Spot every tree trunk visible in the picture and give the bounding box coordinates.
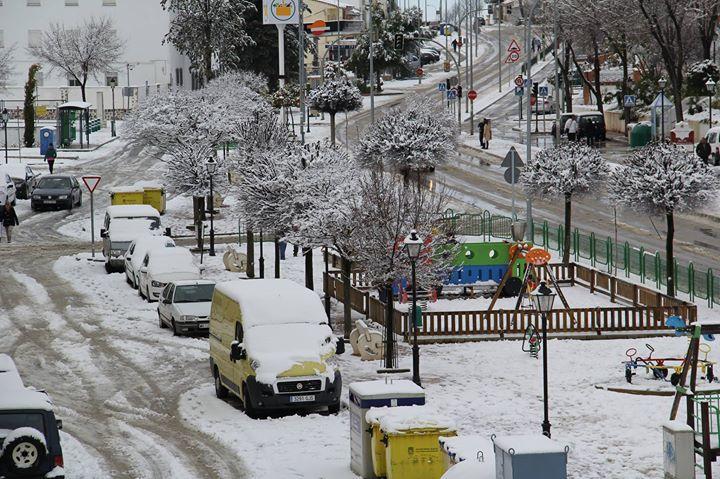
[666,210,675,297]
[672,83,684,122]
[384,283,395,369]
[562,44,573,113]
[592,40,603,115]
[341,257,352,339]
[246,230,255,278]
[330,113,336,145]
[274,236,281,279]
[563,193,572,264]
[303,246,313,290]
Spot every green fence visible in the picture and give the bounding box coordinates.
[443,209,720,308]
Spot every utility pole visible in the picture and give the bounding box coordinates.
[525,0,539,236]
[299,0,306,144]
[368,0,375,124]
[497,4,502,92]
[469,3,474,136]
[553,0,560,143]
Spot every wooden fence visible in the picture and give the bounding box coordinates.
[324,261,697,342]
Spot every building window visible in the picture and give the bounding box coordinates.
[65,0,78,5]
[175,68,183,87]
[105,73,118,86]
[28,30,42,48]
[191,70,203,91]
[68,75,82,87]
[102,0,116,5]
[27,0,40,5]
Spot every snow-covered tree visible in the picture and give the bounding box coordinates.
[0,46,14,90]
[355,95,457,182]
[609,142,720,297]
[522,143,609,264]
[307,77,362,145]
[161,0,254,83]
[205,70,269,96]
[29,17,124,102]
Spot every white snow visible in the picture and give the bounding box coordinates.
[439,435,495,464]
[108,218,161,242]
[105,204,161,219]
[146,248,198,276]
[441,458,495,479]
[492,434,568,455]
[349,379,424,397]
[366,405,456,433]
[1,427,47,454]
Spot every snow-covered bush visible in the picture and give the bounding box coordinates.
[354,95,458,181]
[686,60,720,97]
[608,142,720,296]
[307,78,363,144]
[521,142,608,264]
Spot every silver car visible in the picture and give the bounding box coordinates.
[157,280,215,336]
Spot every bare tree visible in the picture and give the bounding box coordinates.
[0,45,14,90]
[29,17,124,102]
[693,0,720,60]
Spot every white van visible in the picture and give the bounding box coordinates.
[704,127,720,165]
[101,205,162,273]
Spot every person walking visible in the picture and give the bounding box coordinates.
[478,118,486,148]
[452,39,458,52]
[565,115,578,141]
[456,84,463,99]
[0,201,19,243]
[45,143,57,174]
[697,137,712,164]
[482,119,492,149]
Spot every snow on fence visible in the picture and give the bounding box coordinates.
[324,262,696,342]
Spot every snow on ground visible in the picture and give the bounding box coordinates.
[58,431,106,478]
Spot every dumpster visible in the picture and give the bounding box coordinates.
[492,434,568,479]
[367,405,456,479]
[349,379,425,479]
[630,122,652,148]
[439,435,495,472]
[110,186,145,206]
[142,185,166,214]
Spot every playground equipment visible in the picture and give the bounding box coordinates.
[522,324,540,359]
[447,240,529,287]
[623,343,715,385]
[349,320,384,361]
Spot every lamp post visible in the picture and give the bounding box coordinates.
[531,281,556,438]
[658,77,667,141]
[109,78,117,138]
[206,156,217,257]
[1,108,8,165]
[403,229,423,386]
[707,78,716,126]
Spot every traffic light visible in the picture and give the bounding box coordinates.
[394,33,404,51]
[532,82,539,97]
[506,4,512,15]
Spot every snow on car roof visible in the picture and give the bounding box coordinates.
[0,354,24,390]
[148,248,197,274]
[215,279,328,329]
[0,354,54,412]
[106,204,160,218]
[171,279,215,287]
[0,165,30,179]
[108,219,161,243]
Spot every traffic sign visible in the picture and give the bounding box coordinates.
[501,147,524,168]
[507,39,521,53]
[504,51,520,63]
[514,75,524,87]
[467,90,477,101]
[504,168,522,184]
[443,61,451,72]
[538,86,549,98]
[82,175,101,193]
[438,83,447,92]
[524,79,533,88]
[262,0,299,24]
[514,86,524,96]
[416,67,424,77]
[309,19,329,36]
[447,90,457,100]
[624,95,637,108]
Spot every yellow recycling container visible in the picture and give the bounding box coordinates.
[142,186,166,214]
[366,405,456,479]
[110,186,144,206]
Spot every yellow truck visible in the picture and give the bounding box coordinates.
[110,183,166,214]
[209,279,344,418]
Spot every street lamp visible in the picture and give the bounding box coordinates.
[206,156,217,257]
[658,77,667,141]
[531,281,555,438]
[1,108,9,165]
[109,78,117,138]
[403,229,423,386]
[707,78,716,126]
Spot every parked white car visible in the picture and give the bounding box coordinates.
[0,168,18,206]
[124,235,176,289]
[138,247,200,302]
[101,205,162,273]
[157,280,215,335]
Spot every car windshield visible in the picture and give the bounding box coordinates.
[114,217,161,231]
[0,413,46,441]
[709,132,718,143]
[37,177,71,189]
[174,284,215,303]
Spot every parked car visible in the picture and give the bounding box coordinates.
[209,279,344,418]
[478,17,486,26]
[551,112,607,141]
[0,165,39,200]
[420,48,440,65]
[101,205,162,273]
[124,235,176,289]
[30,174,81,211]
[0,168,17,206]
[404,54,421,72]
[157,280,215,336]
[532,96,555,115]
[0,354,65,479]
[138,247,200,302]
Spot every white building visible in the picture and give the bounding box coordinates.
[0,0,191,111]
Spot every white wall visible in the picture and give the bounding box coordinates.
[0,0,191,104]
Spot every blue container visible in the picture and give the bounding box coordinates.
[493,434,568,479]
[39,127,56,156]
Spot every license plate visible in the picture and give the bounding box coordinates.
[199,323,208,329]
[290,395,315,403]
[44,200,56,204]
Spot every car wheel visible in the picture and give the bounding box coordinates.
[105,262,112,274]
[138,284,145,298]
[78,194,82,206]
[214,367,229,399]
[171,319,179,336]
[158,312,166,329]
[146,287,152,303]
[328,402,340,415]
[126,273,132,285]
[243,384,258,419]
[1,428,47,475]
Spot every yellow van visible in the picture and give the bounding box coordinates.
[209,279,343,417]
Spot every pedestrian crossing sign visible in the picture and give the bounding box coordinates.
[438,83,447,92]
[515,87,524,96]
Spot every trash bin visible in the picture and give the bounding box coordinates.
[110,186,145,206]
[366,405,456,479]
[492,434,568,479]
[439,435,495,472]
[39,127,56,156]
[630,122,652,148]
[349,379,425,479]
[663,420,694,479]
[142,185,166,214]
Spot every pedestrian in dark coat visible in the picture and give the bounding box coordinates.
[45,143,57,174]
[478,118,486,148]
[0,201,19,243]
[452,39,458,52]
[697,138,712,164]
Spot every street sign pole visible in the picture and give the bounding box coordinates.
[82,176,102,258]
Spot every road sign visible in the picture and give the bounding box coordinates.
[447,90,457,100]
[538,86,549,98]
[507,39,521,53]
[262,0,299,24]
[309,19,329,36]
[504,168,522,184]
[438,83,447,92]
[514,75,524,87]
[504,51,520,63]
[416,67,424,77]
[501,147,524,168]
[524,79,533,88]
[82,176,101,193]
[624,95,637,108]
[514,86,524,96]
[443,61,451,72]
[467,90,477,101]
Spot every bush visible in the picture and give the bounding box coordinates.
[686,60,720,97]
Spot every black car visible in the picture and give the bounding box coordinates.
[30,175,82,211]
